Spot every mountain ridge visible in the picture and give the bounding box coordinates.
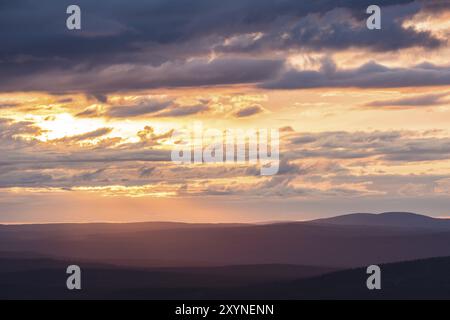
[310,211,450,230]
[0,211,447,228]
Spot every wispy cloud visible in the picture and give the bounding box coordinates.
[365,92,450,108]
[233,105,264,118]
[262,60,450,89]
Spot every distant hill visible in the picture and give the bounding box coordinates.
[223,256,450,300]
[1,254,449,299]
[0,255,335,299]
[311,212,450,230]
[1,214,450,299]
[1,217,450,268]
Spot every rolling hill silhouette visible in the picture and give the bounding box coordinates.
[221,256,450,300]
[1,212,449,299]
[311,212,450,230]
[1,254,448,299]
[1,212,450,268]
[0,254,335,299]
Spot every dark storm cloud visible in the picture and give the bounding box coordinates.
[217,2,442,54]
[0,0,444,93]
[422,0,450,13]
[0,0,419,61]
[262,60,450,89]
[0,58,283,93]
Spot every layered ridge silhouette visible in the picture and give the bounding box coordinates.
[1,212,449,299]
[1,212,450,268]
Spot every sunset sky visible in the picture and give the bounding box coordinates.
[1,0,450,223]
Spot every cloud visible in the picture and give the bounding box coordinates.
[139,167,156,178]
[233,104,264,117]
[1,117,450,200]
[136,126,174,145]
[280,126,295,133]
[155,104,210,117]
[0,118,44,142]
[0,0,425,65]
[217,3,443,54]
[1,0,445,93]
[74,168,106,182]
[0,172,53,188]
[104,99,210,119]
[107,100,173,118]
[286,130,450,163]
[76,106,103,118]
[57,98,73,103]
[0,58,284,93]
[365,92,450,108]
[262,59,450,89]
[0,103,19,109]
[90,94,108,103]
[51,128,113,143]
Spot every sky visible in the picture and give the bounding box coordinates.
[1,0,450,223]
